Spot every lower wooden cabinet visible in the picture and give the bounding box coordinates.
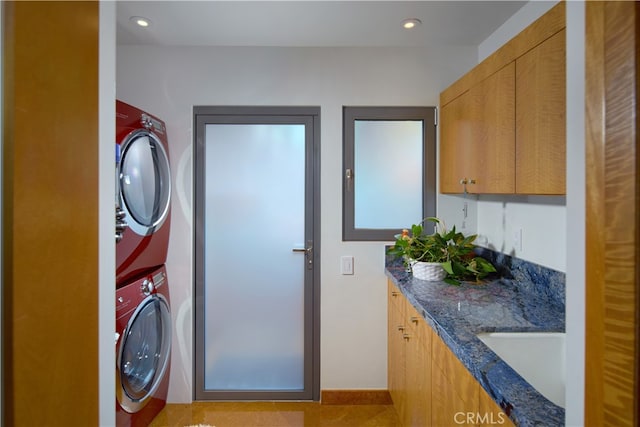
[404,303,432,426]
[388,280,514,427]
[478,388,515,427]
[388,285,407,420]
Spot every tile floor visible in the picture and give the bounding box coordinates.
[148,401,401,427]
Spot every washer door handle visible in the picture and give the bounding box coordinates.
[115,205,128,243]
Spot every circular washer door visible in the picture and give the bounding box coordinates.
[119,130,171,236]
[117,294,171,413]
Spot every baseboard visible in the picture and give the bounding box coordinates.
[320,389,393,405]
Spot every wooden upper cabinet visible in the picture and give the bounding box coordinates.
[439,90,472,193]
[439,64,515,194]
[438,2,565,195]
[469,62,516,194]
[515,29,566,194]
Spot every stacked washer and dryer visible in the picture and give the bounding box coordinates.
[115,100,173,427]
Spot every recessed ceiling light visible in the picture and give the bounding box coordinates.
[402,18,422,30]
[130,16,152,28]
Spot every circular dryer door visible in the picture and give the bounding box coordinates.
[119,130,171,236]
[117,294,171,413]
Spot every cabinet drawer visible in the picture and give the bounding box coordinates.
[404,302,430,347]
[387,280,403,311]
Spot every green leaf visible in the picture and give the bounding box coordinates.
[475,257,497,273]
[442,229,456,241]
[441,261,453,275]
[444,277,461,286]
[451,260,467,276]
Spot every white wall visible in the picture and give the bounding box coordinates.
[100,3,116,425]
[565,2,586,425]
[478,0,560,62]
[116,45,477,402]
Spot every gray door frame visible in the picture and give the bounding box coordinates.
[193,106,321,401]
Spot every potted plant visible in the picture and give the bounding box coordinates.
[387,217,496,285]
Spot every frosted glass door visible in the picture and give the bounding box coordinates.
[204,123,306,392]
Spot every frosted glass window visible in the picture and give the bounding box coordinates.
[343,107,437,241]
[203,124,305,391]
[354,120,422,228]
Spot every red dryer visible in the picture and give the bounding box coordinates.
[116,265,171,427]
[116,100,171,286]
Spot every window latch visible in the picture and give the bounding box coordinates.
[345,168,354,191]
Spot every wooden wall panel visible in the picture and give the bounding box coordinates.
[585,2,639,426]
[2,1,100,425]
[585,2,606,425]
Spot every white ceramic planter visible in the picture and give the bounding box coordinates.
[411,261,447,281]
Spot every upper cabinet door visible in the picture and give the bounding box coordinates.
[439,91,472,194]
[516,29,566,195]
[470,62,516,194]
[439,64,515,194]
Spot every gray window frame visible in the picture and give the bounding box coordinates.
[342,106,437,241]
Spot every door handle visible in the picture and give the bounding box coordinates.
[292,241,313,270]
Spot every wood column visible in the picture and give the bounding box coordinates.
[2,1,100,424]
[585,2,639,425]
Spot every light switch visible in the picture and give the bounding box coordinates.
[341,256,354,275]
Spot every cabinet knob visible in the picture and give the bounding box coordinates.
[397,325,405,332]
[403,334,411,341]
[391,291,399,297]
[411,316,420,324]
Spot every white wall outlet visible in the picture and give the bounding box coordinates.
[341,256,354,275]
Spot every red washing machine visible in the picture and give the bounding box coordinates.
[116,265,171,427]
[116,100,171,287]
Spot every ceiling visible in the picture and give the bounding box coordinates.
[116,1,528,48]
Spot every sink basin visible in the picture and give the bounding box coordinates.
[476,332,565,408]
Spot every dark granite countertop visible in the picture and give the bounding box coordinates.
[385,252,565,427]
